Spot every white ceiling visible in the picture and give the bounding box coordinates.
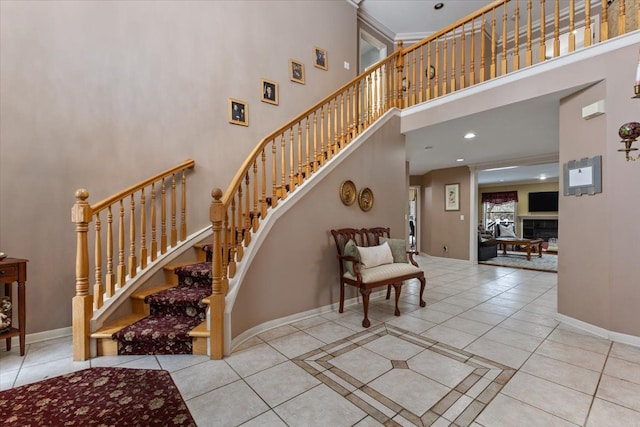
[357,0,564,185]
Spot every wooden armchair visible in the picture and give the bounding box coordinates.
[330,227,426,327]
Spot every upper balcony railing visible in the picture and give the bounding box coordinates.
[208,0,638,358]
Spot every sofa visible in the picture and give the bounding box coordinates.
[478,232,498,261]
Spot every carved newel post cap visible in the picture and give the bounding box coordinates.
[211,188,223,200]
[75,188,89,200]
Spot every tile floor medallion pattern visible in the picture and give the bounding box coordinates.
[295,324,515,426]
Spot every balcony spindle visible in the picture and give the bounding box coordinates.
[106,206,115,297]
[140,189,147,269]
[244,174,251,246]
[540,0,547,62]
[170,174,177,247]
[554,0,560,57]
[460,25,466,89]
[584,0,592,48]
[117,200,125,288]
[619,0,626,36]
[514,0,521,71]
[491,8,497,78]
[569,0,576,52]
[480,14,487,82]
[527,0,533,66]
[160,179,167,254]
[470,21,476,85]
[252,160,258,232]
[261,149,268,218]
[451,29,457,92]
[502,5,508,75]
[150,183,157,261]
[180,172,187,241]
[128,195,137,279]
[94,213,103,310]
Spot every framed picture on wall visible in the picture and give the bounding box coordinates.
[289,59,305,84]
[313,46,327,70]
[261,79,278,105]
[445,183,460,211]
[228,98,248,126]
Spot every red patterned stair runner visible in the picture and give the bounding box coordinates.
[112,252,213,355]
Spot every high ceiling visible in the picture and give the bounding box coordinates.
[356,0,562,185]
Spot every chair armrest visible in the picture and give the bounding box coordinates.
[407,250,419,267]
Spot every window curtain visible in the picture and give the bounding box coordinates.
[481,191,518,204]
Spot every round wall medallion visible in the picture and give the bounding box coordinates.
[358,187,374,212]
[427,65,436,80]
[339,180,357,205]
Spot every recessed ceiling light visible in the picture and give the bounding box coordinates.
[434,3,444,10]
[456,158,464,162]
[464,132,476,139]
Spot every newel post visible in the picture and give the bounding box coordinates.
[209,188,226,359]
[395,40,404,108]
[71,189,93,361]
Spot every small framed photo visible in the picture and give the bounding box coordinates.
[261,79,278,105]
[445,183,460,211]
[289,59,305,84]
[228,98,248,126]
[313,46,328,70]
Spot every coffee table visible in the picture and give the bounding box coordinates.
[495,237,544,261]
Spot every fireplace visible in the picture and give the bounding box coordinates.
[520,216,558,241]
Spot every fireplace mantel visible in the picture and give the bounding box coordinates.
[519,215,558,220]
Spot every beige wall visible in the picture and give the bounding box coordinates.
[418,166,471,260]
[0,0,358,334]
[231,116,407,337]
[559,43,640,337]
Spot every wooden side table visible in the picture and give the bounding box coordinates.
[0,258,28,356]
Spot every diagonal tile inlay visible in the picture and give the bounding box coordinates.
[295,324,515,426]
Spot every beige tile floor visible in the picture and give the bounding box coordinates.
[2,255,640,426]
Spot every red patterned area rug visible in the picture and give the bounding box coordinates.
[0,367,196,426]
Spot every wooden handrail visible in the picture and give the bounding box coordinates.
[221,56,400,206]
[92,159,195,213]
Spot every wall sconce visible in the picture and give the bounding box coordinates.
[618,122,640,161]
[616,51,640,161]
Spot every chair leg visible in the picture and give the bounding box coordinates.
[360,288,371,328]
[418,276,426,307]
[386,285,391,300]
[393,283,402,316]
[339,282,345,313]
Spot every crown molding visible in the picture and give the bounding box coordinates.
[357,8,396,42]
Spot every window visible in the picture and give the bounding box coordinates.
[483,200,517,230]
[481,191,518,233]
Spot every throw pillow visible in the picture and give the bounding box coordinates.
[343,239,359,275]
[498,224,516,238]
[357,242,394,269]
[379,237,408,263]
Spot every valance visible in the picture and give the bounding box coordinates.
[481,191,518,204]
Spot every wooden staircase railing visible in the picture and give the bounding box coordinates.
[208,0,638,358]
[72,159,195,361]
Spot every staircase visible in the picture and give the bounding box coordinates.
[91,244,214,356]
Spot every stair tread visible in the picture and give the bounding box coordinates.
[91,313,147,338]
[115,315,202,340]
[189,321,209,338]
[131,284,176,300]
[164,260,204,271]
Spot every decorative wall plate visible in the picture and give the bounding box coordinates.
[358,187,374,211]
[339,180,356,205]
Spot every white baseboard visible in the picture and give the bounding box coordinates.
[556,314,640,348]
[229,289,388,354]
[5,326,72,348]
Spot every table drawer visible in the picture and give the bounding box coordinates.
[0,265,18,282]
